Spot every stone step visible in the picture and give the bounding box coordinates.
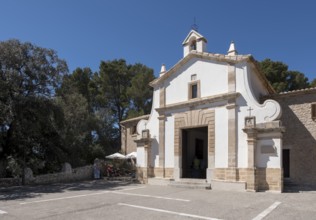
[283,179,297,185]
[282,179,316,192]
[168,178,211,189]
[148,178,171,186]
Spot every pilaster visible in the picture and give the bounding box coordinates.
[226,101,238,180]
[159,87,166,107]
[243,117,258,191]
[228,64,236,92]
[226,63,238,180]
[158,86,166,177]
[207,114,215,182]
[135,137,152,183]
[246,128,258,191]
[158,115,166,177]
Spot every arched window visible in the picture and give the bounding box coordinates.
[190,40,197,51]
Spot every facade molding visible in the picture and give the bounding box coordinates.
[156,92,240,115]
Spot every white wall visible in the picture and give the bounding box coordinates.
[256,138,281,168]
[137,147,145,167]
[165,58,228,105]
[138,88,160,168]
[236,63,281,124]
[141,56,281,171]
[235,63,281,167]
[215,107,228,168]
[249,67,269,101]
[164,115,175,168]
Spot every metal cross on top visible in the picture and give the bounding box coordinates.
[247,106,254,117]
[191,17,199,31]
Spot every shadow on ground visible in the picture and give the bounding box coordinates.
[0,178,141,201]
[283,184,316,193]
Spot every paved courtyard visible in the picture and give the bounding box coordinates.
[0,180,315,220]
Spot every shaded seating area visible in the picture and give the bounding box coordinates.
[93,152,137,181]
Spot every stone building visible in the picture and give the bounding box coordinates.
[120,115,149,155]
[265,89,316,188]
[120,29,316,192]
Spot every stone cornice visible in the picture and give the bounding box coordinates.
[155,92,240,114]
[243,120,285,134]
[135,138,153,147]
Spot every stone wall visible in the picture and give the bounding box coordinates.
[213,168,282,192]
[257,168,282,192]
[148,168,174,178]
[0,178,21,187]
[270,90,316,186]
[121,123,138,155]
[26,165,93,185]
[125,127,138,154]
[121,115,149,155]
[0,165,93,187]
[214,168,247,182]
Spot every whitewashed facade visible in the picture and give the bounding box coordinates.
[125,30,284,192]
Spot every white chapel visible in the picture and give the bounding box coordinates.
[121,29,288,192]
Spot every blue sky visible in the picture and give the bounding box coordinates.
[1,1,316,81]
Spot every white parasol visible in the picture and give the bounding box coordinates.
[105,152,126,159]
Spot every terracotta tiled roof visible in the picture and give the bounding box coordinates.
[279,87,316,94]
[266,87,316,98]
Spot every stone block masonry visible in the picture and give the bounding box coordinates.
[268,89,316,187]
[0,178,21,187]
[25,165,93,185]
[0,165,94,187]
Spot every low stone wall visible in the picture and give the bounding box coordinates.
[0,165,94,187]
[0,178,21,187]
[26,165,93,185]
[214,167,282,192]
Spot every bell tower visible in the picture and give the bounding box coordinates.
[182,30,207,57]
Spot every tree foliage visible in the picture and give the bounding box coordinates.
[0,40,155,177]
[56,67,117,167]
[96,59,154,140]
[258,59,310,93]
[310,78,316,88]
[55,61,154,167]
[0,39,68,175]
[127,63,155,118]
[98,59,131,124]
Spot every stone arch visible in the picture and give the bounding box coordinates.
[174,109,215,180]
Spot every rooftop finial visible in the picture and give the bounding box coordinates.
[191,17,199,31]
[227,41,238,56]
[160,64,166,76]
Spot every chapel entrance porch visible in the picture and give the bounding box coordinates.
[181,127,208,179]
